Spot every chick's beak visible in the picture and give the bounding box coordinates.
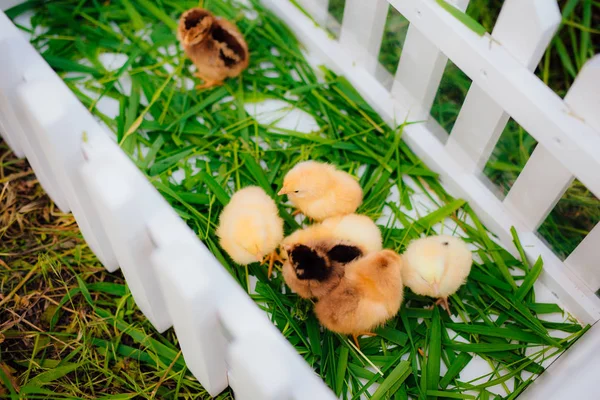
[277,188,287,196]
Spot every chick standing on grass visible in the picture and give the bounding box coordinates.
[216,186,283,277]
[314,250,404,348]
[402,235,472,315]
[178,8,249,89]
[278,161,363,221]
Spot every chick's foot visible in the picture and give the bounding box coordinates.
[352,332,377,349]
[194,73,222,90]
[436,297,452,316]
[263,251,284,279]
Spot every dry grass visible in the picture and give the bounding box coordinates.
[0,142,220,399]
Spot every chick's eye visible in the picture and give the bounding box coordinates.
[294,190,299,193]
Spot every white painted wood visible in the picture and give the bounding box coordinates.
[339,0,388,74]
[80,133,171,333]
[261,0,600,323]
[520,320,600,400]
[218,290,336,399]
[392,0,469,120]
[446,0,561,172]
[566,224,600,294]
[227,333,293,400]
[0,36,70,211]
[505,53,600,237]
[564,55,600,132]
[15,78,119,271]
[0,11,24,157]
[387,0,600,199]
[149,209,229,396]
[503,147,574,230]
[297,0,329,26]
[0,0,26,11]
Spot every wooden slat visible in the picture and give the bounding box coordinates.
[339,0,388,74]
[392,0,469,120]
[561,56,600,292]
[297,0,329,26]
[503,146,574,230]
[566,224,600,294]
[446,0,560,171]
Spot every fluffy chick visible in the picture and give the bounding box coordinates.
[282,213,382,257]
[282,241,363,299]
[216,186,283,276]
[178,8,249,89]
[278,161,363,221]
[314,250,404,348]
[402,235,472,314]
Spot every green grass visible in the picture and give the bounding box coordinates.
[0,0,593,398]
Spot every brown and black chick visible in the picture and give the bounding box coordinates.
[177,8,249,89]
[314,250,404,348]
[282,242,363,300]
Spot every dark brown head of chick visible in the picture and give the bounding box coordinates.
[178,8,214,47]
[283,242,362,299]
[177,8,249,88]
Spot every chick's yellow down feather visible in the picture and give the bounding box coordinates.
[402,235,472,313]
[217,186,283,265]
[314,250,404,345]
[282,213,382,258]
[278,161,362,221]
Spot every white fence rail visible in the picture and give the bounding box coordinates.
[2,0,600,398]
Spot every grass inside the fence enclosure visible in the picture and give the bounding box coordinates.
[1,0,591,399]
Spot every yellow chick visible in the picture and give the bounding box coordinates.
[282,240,363,299]
[282,213,382,257]
[314,250,404,348]
[278,161,363,221]
[402,235,472,314]
[216,186,283,276]
[178,8,249,89]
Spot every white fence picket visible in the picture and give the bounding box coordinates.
[226,333,293,400]
[0,12,24,157]
[339,0,388,74]
[218,289,336,399]
[566,224,600,294]
[149,215,230,396]
[0,36,70,211]
[15,79,119,271]
[392,0,469,120]
[80,133,171,333]
[503,147,574,230]
[446,0,561,172]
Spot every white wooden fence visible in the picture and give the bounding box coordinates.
[1,0,600,398]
